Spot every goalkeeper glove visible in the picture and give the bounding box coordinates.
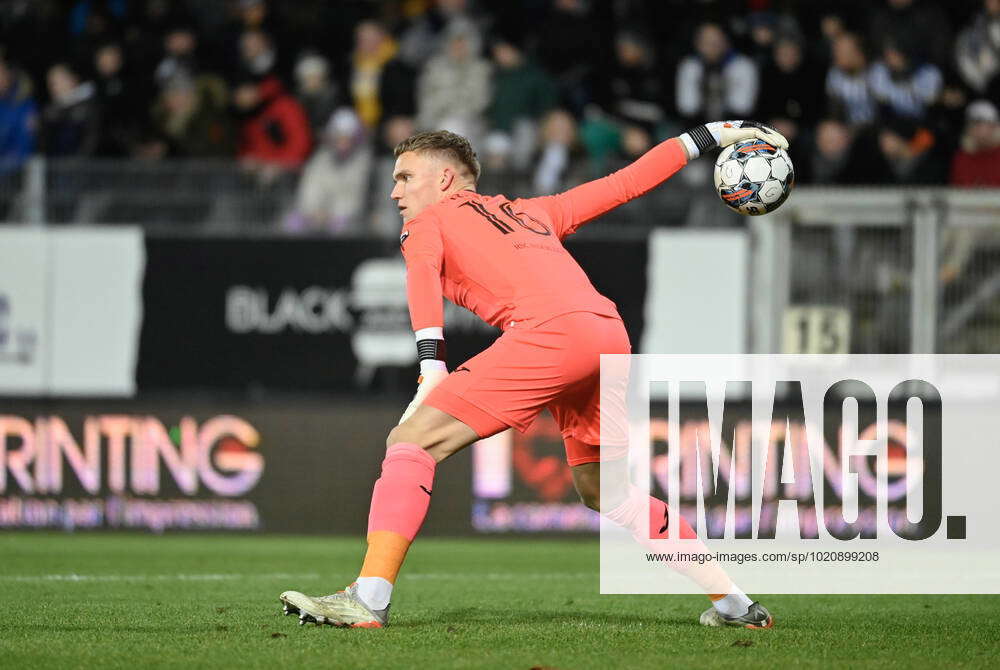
[679,120,788,160]
[399,359,448,424]
[399,325,450,425]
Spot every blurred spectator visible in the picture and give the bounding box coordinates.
[398,0,484,69]
[239,29,279,80]
[3,0,995,224]
[869,38,942,121]
[235,0,272,32]
[533,109,578,195]
[744,12,803,66]
[294,53,339,134]
[488,37,555,133]
[41,63,100,157]
[804,119,888,184]
[124,0,194,74]
[152,25,230,132]
[416,19,491,144]
[755,33,824,149]
[535,0,606,113]
[578,109,622,174]
[371,115,415,238]
[351,20,416,129]
[486,36,555,170]
[233,76,311,179]
[219,0,286,77]
[818,11,848,59]
[67,0,125,67]
[950,100,1000,186]
[93,41,150,156]
[825,32,876,127]
[676,22,758,123]
[603,31,666,134]
[155,24,203,85]
[287,107,372,235]
[480,131,513,173]
[0,57,37,174]
[927,70,973,150]
[868,0,951,68]
[620,123,653,161]
[149,72,233,158]
[877,119,947,184]
[955,0,1000,97]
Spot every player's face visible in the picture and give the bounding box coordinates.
[391,151,446,223]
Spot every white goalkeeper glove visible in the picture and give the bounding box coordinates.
[399,359,449,424]
[679,120,788,160]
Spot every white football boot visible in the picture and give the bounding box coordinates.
[280,583,389,628]
[700,601,774,629]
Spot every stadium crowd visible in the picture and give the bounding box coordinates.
[0,0,999,233]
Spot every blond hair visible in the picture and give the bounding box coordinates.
[394,130,481,183]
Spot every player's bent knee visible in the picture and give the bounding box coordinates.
[385,424,412,450]
[385,421,437,451]
[572,464,601,511]
[385,406,480,462]
[578,489,600,511]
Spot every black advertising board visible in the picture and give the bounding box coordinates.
[138,237,394,391]
[0,396,472,535]
[137,237,648,392]
[1,395,936,538]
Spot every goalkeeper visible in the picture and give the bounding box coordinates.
[280,121,788,629]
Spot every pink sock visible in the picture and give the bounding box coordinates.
[356,443,436,608]
[603,486,697,542]
[358,443,437,604]
[366,442,437,540]
[604,486,733,595]
[646,494,698,540]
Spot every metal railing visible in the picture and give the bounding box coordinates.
[4,157,300,232]
[754,188,1000,354]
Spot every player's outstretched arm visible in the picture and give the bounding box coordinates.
[533,121,787,237]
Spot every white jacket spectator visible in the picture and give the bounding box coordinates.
[676,23,759,121]
[287,108,372,235]
[825,32,876,126]
[869,59,942,120]
[866,38,942,121]
[416,19,491,144]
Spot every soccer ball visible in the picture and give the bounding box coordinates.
[713,139,795,216]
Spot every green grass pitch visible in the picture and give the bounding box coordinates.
[1,533,997,669]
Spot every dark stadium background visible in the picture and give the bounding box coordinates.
[1,3,999,667]
[0,0,997,532]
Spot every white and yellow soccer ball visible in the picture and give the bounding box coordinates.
[713,139,794,216]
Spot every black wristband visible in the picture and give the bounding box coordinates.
[417,338,447,363]
[687,124,717,154]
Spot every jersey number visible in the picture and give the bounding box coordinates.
[460,201,551,236]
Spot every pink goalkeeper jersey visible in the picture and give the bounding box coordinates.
[400,138,689,331]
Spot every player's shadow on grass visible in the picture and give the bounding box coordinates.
[394,608,695,629]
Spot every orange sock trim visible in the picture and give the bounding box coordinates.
[708,594,726,601]
[359,530,412,584]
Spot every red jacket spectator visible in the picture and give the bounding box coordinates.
[950,100,1000,187]
[951,145,1000,186]
[235,76,312,168]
